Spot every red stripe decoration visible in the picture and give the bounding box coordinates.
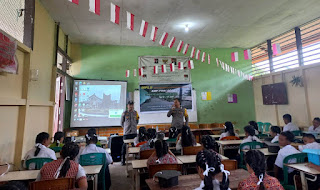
[154,66,158,74]
[168,37,176,48]
[190,47,196,58]
[150,25,158,42]
[176,40,184,52]
[182,44,189,55]
[188,60,194,69]
[159,32,168,46]
[110,3,120,24]
[133,69,137,77]
[208,54,210,65]
[216,58,219,67]
[161,65,167,73]
[243,49,252,60]
[126,11,134,31]
[195,50,201,60]
[170,63,175,72]
[231,52,239,62]
[125,70,130,78]
[89,0,100,15]
[139,68,143,76]
[68,0,79,5]
[201,52,206,62]
[178,62,184,70]
[139,20,148,37]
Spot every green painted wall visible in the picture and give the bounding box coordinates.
[73,45,255,131]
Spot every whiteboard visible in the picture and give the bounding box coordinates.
[134,90,198,124]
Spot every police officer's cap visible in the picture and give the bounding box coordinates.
[127,101,134,105]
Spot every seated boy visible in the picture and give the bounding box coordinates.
[274,131,300,184]
[298,134,320,151]
[282,114,299,132]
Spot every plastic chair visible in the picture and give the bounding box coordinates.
[140,150,155,159]
[220,136,240,140]
[80,153,106,190]
[239,142,265,169]
[182,145,203,155]
[29,177,74,190]
[148,164,182,178]
[257,122,264,133]
[291,130,301,136]
[263,123,272,132]
[281,153,308,190]
[26,158,53,170]
[50,147,62,153]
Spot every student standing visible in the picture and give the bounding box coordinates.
[167,98,189,131]
[298,134,320,151]
[308,117,320,133]
[282,114,299,132]
[120,101,139,165]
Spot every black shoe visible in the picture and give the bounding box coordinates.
[121,162,126,166]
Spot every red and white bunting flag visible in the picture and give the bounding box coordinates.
[272,43,282,55]
[201,52,206,62]
[154,66,158,74]
[238,70,241,77]
[243,49,252,60]
[221,62,225,70]
[139,68,144,76]
[182,44,189,55]
[231,52,239,62]
[225,64,228,72]
[176,40,184,52]
[159,32,168,46]
[133,69,137,77]
[150,25,158,42]
[216,58,219,67]
[227,64,230,72]
[168,37,176,48]
[110,3,120,24]
[89,0,100,15]
[190,47,196,58]
[126,11,134,31]
[139,20,148,37]
[196,50,201,60]
[188,60,194,69]
[161,65,167,73]
[208,54,211,64]
[68,0,79,5]
[126,70,130,78]
[170,63,175,72]
[178,62,184,70]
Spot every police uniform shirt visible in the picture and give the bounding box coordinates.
[167,107,188,129]
[121,110,139,135]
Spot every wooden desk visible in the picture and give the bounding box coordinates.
[211,134,246,139]
[124,138,135,177]
[0,165,102,190]
[176,154,229,164]
[128,147,140,154]
[216,140,243,155]
[146,169,250,190]
[243,148,278,156]
[286,163,320,190]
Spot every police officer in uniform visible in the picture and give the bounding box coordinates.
[167,98,189,132]
[121,101,139,165]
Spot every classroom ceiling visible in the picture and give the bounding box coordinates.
[40,0,320,48]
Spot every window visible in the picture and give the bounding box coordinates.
[251,42,270,76]
[301,18,320,66]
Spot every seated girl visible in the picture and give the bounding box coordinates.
[270,126,281,143]
[168,126,179,141]
[147,140,178,168]
[274,131,300,184]
[133,127,148,147]
[24,132,57,168]
[298,133,320,151]
[249,121,260,135]
[49,131,64,148]
[219,121,239,140]
[195,150,230,190]
[176,125,196,151]
[238,149,283,190]
[201,135,217,152]
[87,128,102,147]
[241,125,262,147]
[36,142,88,189]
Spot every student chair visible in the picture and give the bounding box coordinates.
[221,160,238,171]
[220,136,240,140]
[140,149,155,159]
[281,153,308,190]
[80,153,106,190]
[263,122,272,132]
[29,178,74,190]
[291,130,302,136]
[50,147,62,153]
[26,158,54,170]
[239,142,265,169]
[182,145,203,155]
[148,164,182,178]
[257,122,264,133]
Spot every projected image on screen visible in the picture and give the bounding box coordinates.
[71,80,127,127]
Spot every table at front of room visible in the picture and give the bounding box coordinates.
[145,169,250,190]
[285,163,320,190]
[216,140,243,155]
[124,138,135,177]
[0,165,102,190]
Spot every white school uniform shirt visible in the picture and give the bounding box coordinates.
[78,144,113,165]
[283,122,299,132]
[298,142,320,152]
[308,126,320,133]
[219,132,239,140]
[240,136,262,150]
[194,179,221,190]
[23,144,57,168]
[275,145,300,173]
[271,134,280,143]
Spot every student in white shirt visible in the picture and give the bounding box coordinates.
[270,126,281,143]
[299,134,320,151]
[133,127,148,146]
[240,125,262,150]
[274,131,300,184]
[195,150,230,190]
[308,117,320,133]
[249,121,260,135]
[175,125,196,151]
[219,121,239,140]
[282,114,299,132]
[24,132,57,169]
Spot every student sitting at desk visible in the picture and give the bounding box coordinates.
[201,135,217,152]
[49,131,64,148]
[168,126,179,141]
[274,131,300,184]
[270,126,281,143]
[133,127,148,147]
[36,142,88,189]
[147,140,178,167]
[176,125,196,151]
[195,150,230,190]
[249,121,260,135]
[241,125,262,150]
[282,114,299,132]
[298,133,320,151]
[308,117,320,133]
[219,121,239,140]
[24,132,57,168]
[238,150,283,190]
